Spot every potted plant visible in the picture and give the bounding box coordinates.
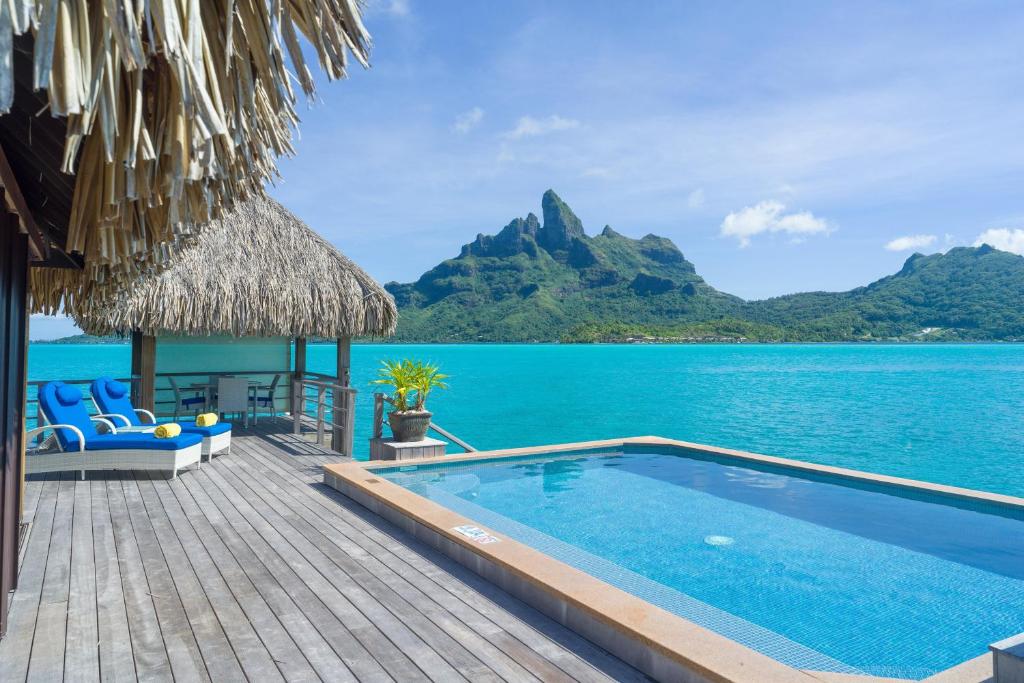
[372,359,449,442]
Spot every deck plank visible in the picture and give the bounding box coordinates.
[64,478,101,682]
[130,475,250,681]
[27,475,75,682]
[2,421,644,683]
[176,471,364,682]
[208,459,503,682]
[221,447,547,683]
[240,438,646,683]
[191,467,430,682]
[0,478,60,681]
[90,479,137,682]
[139,473,285,682]
[106,479,175,681]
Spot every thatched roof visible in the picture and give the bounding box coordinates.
[65,195,396,339]
[1,1,371,301]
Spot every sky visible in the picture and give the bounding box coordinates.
[31,0,1024,339]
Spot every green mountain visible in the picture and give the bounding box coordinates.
[387,191,1024,342]
[387,190,743,341]
[745,245,1024,341]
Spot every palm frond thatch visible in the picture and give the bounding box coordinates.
[50,195,397,339]
[1,1,370,295]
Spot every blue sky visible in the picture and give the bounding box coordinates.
[31,0,1024,339]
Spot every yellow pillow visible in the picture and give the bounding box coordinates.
[154,423,182,439]
[195,412,219,427]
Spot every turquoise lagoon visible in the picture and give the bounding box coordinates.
[28,343,1024,497]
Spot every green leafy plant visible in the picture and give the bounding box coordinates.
[371,359,449,412]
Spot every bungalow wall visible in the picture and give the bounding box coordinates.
[0,211,29,637]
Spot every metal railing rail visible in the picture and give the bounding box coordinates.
[293,377,356,457]
[373,392,477,453]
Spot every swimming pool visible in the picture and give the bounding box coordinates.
[362,442,1024,680]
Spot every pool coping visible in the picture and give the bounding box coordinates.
[323,436,1018,683]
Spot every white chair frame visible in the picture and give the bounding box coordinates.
[26,413,201,480]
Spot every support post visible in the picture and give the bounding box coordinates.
[333,337,351,452]
[133,334,156,413]
[316,385,326,445]
[292,378,303,435]
[130,331,142,406]
[336,337,351,387]
[373,393,385,439]
[292,337,306,419]
[0,211,29,637]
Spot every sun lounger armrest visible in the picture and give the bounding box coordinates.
[26,425,86,452]
[134,408,157,424]
[95,413,132,427]
[90,416,118,434]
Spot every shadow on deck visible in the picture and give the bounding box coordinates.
[0,418,647,682]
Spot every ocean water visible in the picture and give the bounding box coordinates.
[380,447,1024,678]
[27,343,1024,497]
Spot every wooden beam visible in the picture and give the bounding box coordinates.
[294,338,306,378]
[336,337,351,387]
[0,210,29,637]
[334,337,353,456]
[136,335,156,413]
[0,145,48,261]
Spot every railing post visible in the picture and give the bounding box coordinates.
[346,393,356,457]
[331,387,354,457]
[316,385,326,445]
[373,393,385,439]
[292,379,302,435]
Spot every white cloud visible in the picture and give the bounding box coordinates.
[720,200,831,247]
[502,115,579,140]
[884,234,936,251]
[386,0,410,17]
[973,228,1024,255]
[686,188,705,209]
[452,107,484,134]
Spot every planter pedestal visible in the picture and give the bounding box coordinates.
[369,437,447,461]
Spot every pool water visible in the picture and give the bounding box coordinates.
[378,446,1024,679]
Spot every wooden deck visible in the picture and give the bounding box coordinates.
[0,420,646,682]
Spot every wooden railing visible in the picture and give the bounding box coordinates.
[153,370,292,417]
[372,392,476,452]
[293,376,356,457]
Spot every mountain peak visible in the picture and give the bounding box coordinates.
[539,190,584,251]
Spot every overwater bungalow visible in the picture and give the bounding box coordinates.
[59,194,397,455]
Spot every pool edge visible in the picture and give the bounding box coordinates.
[324,436,1012,683]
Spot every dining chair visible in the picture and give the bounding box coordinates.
[250,374,281,423]
[168,377,207,420]
[217,377,251,427]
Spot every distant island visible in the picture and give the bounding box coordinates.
[386,190,1024,343]
[38,334,127,344]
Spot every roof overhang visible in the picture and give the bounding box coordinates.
[0,143,47,261]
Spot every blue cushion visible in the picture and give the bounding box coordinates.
[90,376,144,427]
[56,384,82,406]
[86,432,202,451]
[38,381,98,451]
[179,422,232,437]
[106,379,128,399]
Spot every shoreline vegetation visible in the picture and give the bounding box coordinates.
[36,334,1023,345]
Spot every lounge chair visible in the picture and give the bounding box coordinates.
[29,381,202,479]
[90,377,232,459]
